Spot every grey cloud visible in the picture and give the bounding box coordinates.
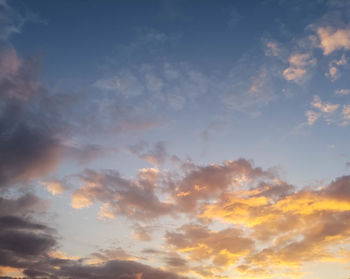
[55,259,187,279]
[0,215,56,269]
[167,158,273,213]
[127,141,168,166]
[72,168,174,220]
[0,193,49,217]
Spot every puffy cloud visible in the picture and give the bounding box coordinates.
[194,174,350,275]
[283,53,316,82]
[311,95,339,113]
[71,168,174,220]
[305,95,340,125]
[167,158,273,213]
[326,54,347,81]
[317,27,350,55]
[305,96,350,126]
[40,180,65,196]
[165,224,253,267]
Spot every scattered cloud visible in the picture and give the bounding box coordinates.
[132,224,152,241]
[283,53,316,82]
[326,54,347,81]
[335,88,350,95]
[317,26,350,55]
[127,141,169,166]
[40,180,66,196]
[0,0,41,40]
[305,95,350,126]
[71,168,174,220]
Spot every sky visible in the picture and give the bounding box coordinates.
[1,0,350,278]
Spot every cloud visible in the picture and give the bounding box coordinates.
[89,247,135,264]
[0,47,42,101]
[0,46,159,190]
[0,111,65,188]
[335,88,350,95]
[283,53,316,82]
[0,0,39,40]
[40,180,66,196]
[94,63,210,111]
[342,104,350,121]
[55,259,187,279]
[132,224,152,241]
[326,54,347,81]
[317,26,350,55]
[165,224,253,266]
[71,168,174,220]
[306,110,321,125]
[127,141,170,166]
[311,95,339,113]
[305,95,350,126]
[264,41,281,57]
[67,143,117,165]
[167,158,274,213]
[218,63,277,110]
[0,194,49,217]
[305,95,341,125]
[0,215,57,273]
[0,214,187,279]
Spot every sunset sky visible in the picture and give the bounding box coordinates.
[1,0,350,278]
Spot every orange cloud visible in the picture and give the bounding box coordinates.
[317,27,350,55]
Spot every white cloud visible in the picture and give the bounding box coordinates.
[305,96,350,126]
[326,54,347,81]
[311,95,339,113]
[306,110,321,125]
[283,53,316,82]
[317,27,350,55]
[342,105,350,120]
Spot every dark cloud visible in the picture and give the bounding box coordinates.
[0,215,56,269]
[55,259,187,279]
[0,106,65,188]
[325,175,350,199]
[0,47,66,189]
[0,193,49,217]
[0,45,157,190]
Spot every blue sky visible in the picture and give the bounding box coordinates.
[1,0,350,278]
